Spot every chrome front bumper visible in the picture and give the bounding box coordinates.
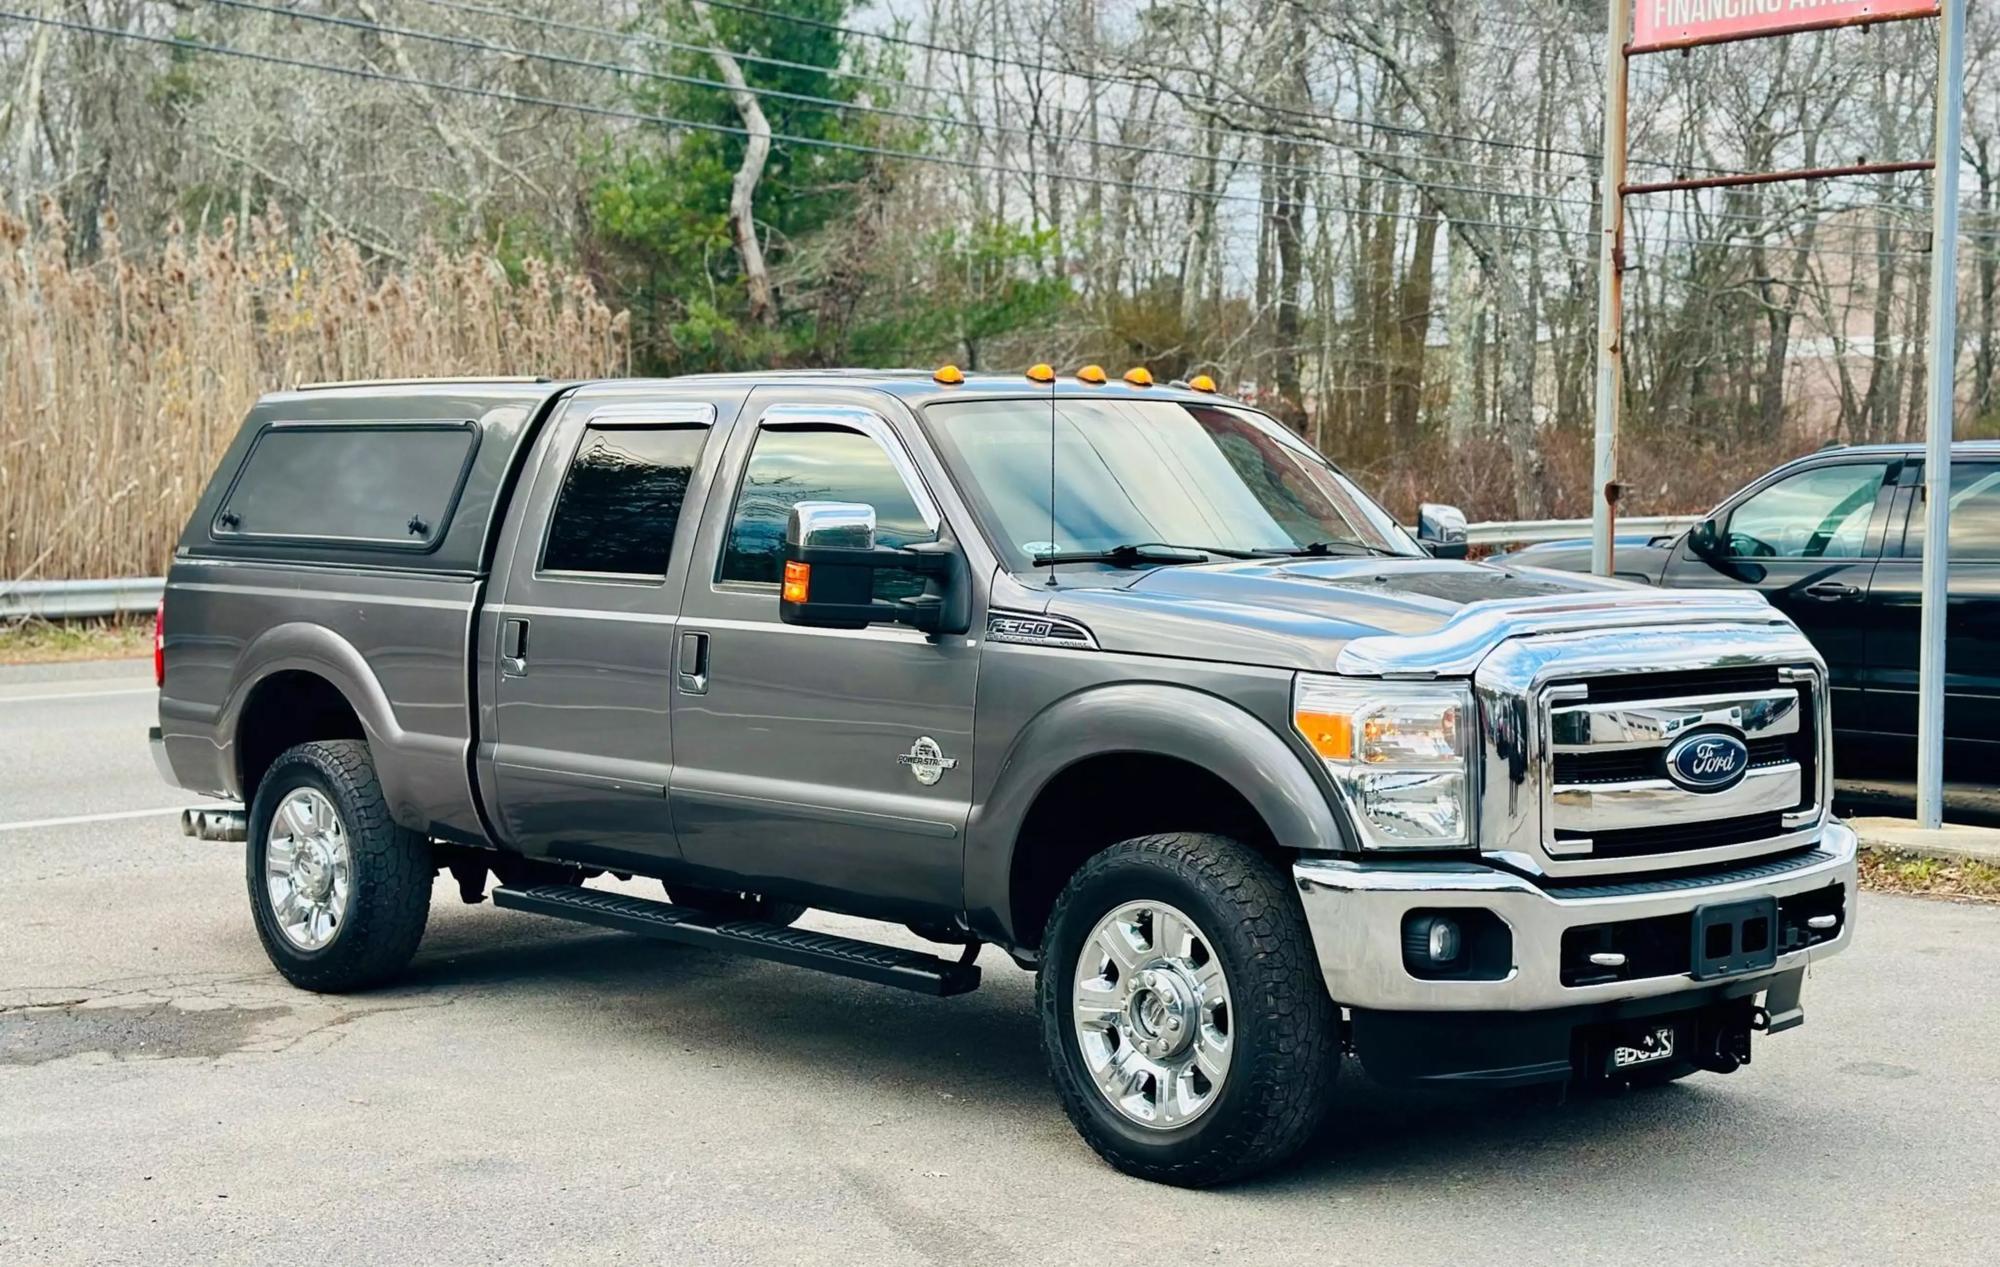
[1294,821,1856,1012]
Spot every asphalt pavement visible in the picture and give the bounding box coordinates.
[3,659,1997,1265]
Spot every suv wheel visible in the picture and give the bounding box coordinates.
[1038,833,1338,1186]
[246,740,432,992]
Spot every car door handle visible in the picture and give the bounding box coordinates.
[678,631,709,695]
[1802,581,1861,601]
[501,618,530,675]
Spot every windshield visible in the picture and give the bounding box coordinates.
[921,397,1419,570]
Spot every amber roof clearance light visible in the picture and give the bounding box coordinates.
[1123,367,1154,387]
[1026,363,1056,383]
[1075,364,1107,384]
[933,364,964,384]
[1188,374,1218,393]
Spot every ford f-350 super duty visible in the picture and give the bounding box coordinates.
[152,369,1854,1185]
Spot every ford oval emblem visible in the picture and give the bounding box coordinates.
[1664,730,1751,793]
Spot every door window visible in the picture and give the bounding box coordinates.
[541,425,709,577]
[1902,463,2000,561]
[719,423,935,600]
[1724,463,1889,559]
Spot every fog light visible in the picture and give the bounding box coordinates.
[1402,909,1509,981]
[1427,918,1461,964]
[1403,913,1463,970]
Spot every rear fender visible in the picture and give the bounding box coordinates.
[220,622,434,830]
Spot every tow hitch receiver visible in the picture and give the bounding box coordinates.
[1593,999,1756,1081]
[1608,1025,1677,1073]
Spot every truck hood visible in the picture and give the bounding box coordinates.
[1039,556,1728,673]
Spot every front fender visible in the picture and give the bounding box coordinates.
[963,682,1349,945]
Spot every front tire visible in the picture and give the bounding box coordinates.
[1038,833,1339,1186]
[246,740,432,992]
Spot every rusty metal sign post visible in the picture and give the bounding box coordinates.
[1592,0,1964,827]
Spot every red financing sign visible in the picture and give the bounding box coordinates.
[1631,1,1940,53]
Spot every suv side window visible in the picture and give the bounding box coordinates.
[1724,462,1890,559]
[541,425,709,577]
[1903,462,2000,561]
[719,423,934,600]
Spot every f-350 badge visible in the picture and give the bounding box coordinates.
[899,737,958,786]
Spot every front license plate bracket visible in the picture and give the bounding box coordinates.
[1691,896,1779,980]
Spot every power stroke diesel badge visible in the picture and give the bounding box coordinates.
[898,736,959,786]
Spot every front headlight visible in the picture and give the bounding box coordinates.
[1292,674,1474,850]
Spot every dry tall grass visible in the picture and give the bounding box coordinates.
[1,204,629,581]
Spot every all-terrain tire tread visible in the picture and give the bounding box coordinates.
[1037,832,1338,1186]
[247,739,431,993]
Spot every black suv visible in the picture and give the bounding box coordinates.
[1497,442,2000,778]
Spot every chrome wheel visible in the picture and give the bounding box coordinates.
[264,787,352,952]
[1071,900,1233,1130]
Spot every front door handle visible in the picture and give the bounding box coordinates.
[1802,580,1861,601]
[678,631,709,695]
[501,618,530,675]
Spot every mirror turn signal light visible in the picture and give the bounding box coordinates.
[1026,363,1056,383]
[933,364,964,384]
[1123,367,1154,386]
[1188,374,1217,392]
[781,560,811,604]
[1076,364,1107,384]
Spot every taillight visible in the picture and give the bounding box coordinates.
[153,598,166,687]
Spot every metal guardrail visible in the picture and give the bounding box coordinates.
[0,577,166,620]
[1461,515,1701,547]
[1,516,1703,620]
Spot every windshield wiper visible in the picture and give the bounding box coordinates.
[1256,539,1403,559]
[1033,541,1262,567]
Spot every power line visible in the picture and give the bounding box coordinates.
[1,8,1957,262]
[0,7,1583,241]
[196,0,1947,237]
[198,0,1593,206]
[392,0,1607,189]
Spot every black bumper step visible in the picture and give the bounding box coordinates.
[491,885,981,997]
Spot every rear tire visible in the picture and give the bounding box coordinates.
[666,884,806,928]
[1037,833,1339,1186]
[246,740,432,993]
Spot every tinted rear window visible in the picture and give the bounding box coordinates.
[214,423,477,548]
[541,425,708,577]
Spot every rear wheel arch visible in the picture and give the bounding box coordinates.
[236,670,367,804]
[225,625,403,809]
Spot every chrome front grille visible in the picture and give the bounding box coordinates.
[1468,620,1833,880]
[1540,665,1823,865]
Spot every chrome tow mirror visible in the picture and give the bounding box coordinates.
[1418,502,1470,560]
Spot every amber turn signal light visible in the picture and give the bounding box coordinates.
[933,364,964,384]
[1076,364,1107,384]
[1294,710,1355,761]
[781,560,811,604]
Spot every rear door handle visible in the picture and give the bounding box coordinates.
[678,631,709,695]
[501,618,530,675]
[1802,581,1861,601]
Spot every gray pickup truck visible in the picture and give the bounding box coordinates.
[152,369,1855,1185]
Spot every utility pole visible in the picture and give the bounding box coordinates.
[1591,0,1631,577]
[1917,0,1967,829]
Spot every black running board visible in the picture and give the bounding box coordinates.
[490,885,981,997]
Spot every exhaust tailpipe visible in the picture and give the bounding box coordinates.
[181,807,248,842]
